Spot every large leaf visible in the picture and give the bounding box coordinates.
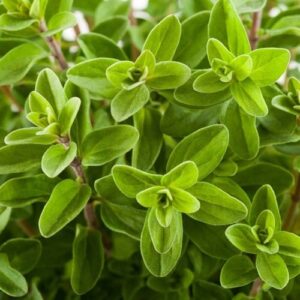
[71,225,104,295]
[0,174,58,207]
[174,12,209,68]
[140,210,183,277]
[167,125,229,180]
[232,0,266,13]
[209,0,251,55]
[0,144,47,174]
[188,182,248,225]
[143,15,181,62]
[81,125,139,166]
[39,179,91,237]
[0,43,47,85]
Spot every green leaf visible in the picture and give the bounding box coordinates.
[101,201,146,240]
[0,254,28,297]
[36,68,67,114]
[193,70,230,93]
[135,50,156,74]
[233,162,294,194]
[184,217,239,259]
[67,58,119,99]
[207,38,235,65]
[220,255,257,288]
[221,100,259,159]
[275,231,300,258]
[148,207,180,254]
[93,16,128,41]
[29,0,48,19]
[231,54,253,81]
[230,79,268,117]
[58,97,81,135]
[147,61,191,90]
[167,124,229,180]
[171,188,200,214]
[249,185,281,230]
[140,210,183,277]
[39,179,91,237]
[143,15,181,62]
[82,125,139,166]
[174,70,231,108]
[249,48,290,87]
[106,60,134,88]
[0,238,42,274]
[132,108,163,171]
[45,11,77,36]
[78,33,127,60]
[0,14,37,31]
[0,174,58,207]
[174,11,209,68]
[256,253,289,289]
[111,85,150,122]
[225,224,258,254]
[112,165,161,198]
[71,225,104,295]
[193,280,232,300]
[41,142,77,178]
[0,43,47,85]
[0,144,47,174]
[188,182,248,225]
[162,161,198,189]
[4,128,57,145]
[272,95,297,116]
[209,0,251,55]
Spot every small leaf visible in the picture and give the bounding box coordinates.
[230,79,268,117]
[0,254,28,297]
[162,161,198,189]
[148,207,180,254]
[147,61,191,90]
[0,14,37,31]
[112,165,161,198]
[207,38,235,65]
[71,225,104,295]
[249,185,281,230]
[140,210,183,277]
[82,125,139,166]
[188,182,248,225]
[58,97,81,135]
[143,15,181,62]
[256,253,289,289]
[36,68,67,114]
[39,179,91,237]
[106,60,134,88]
[45,11,77,36]
[0,238,42,274]
[220,255,257,288]
[167,124,229,180]
[0,174,58,207]
[111,85,150,122]
[225,224,258,254]
[171,188,200,214]
[0,144,47,174]
[78,33,126,60]
[41,142,77,178]
[30,0,48,19]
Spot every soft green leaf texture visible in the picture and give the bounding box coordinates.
[71,225,104,295]
[45,12,77,36]
[0,254,28,297]
[39,179,91,237]
[143,15,181,62]
[167,125,229,180]
[82,125,139,166]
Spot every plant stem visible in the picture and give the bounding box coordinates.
[39,20,69,70]
[0,86,23,113]
[16,219,38,237]
[249,278,262,297]
[249,11,262,50]
[128,6,140,60]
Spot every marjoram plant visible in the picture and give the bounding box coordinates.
[1,0,300,299]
